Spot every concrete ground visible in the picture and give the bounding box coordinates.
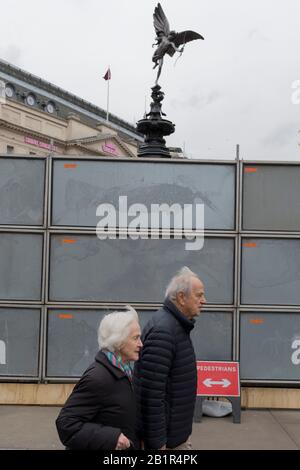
[0,406,299,450]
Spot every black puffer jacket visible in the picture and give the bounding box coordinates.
[56,351,139,450]
[133,298,197,449]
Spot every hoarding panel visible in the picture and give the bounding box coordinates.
[46,309,154,377]
[191,312,233,360]
[0,158,45,226]
[243,164,300,231]
[47,309,102,377]
[0,308,40,377]
[240,312,300,380]
[241,238,300,305]
[0,233,43,300]
[46,309,232,377]
[49,235,234,304]
[52,160,235,230]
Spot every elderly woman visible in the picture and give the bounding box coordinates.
[56,307,142,450]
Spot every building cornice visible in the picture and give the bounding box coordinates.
[0,119,65,147]
[65,141,134,158]
[2,97,68,126]
[68,134,114,144]
[0,118,136,157]
[0,120,135,159]
[69,133,137,158]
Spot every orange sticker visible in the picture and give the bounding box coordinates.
[243,242,257,248]
[249,319,264,325]
[64,163,77,169]
[62,239,76,244]
[58,314,73,319]
[245,167,257,173]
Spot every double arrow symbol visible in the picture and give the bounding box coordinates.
[203,378,231,388]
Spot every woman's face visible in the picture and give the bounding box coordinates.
[120,320,143,363]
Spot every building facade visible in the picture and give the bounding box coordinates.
[0,59,142,159]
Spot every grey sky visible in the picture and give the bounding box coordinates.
[1,0,300,160]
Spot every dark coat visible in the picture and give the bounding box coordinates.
[133,298,197,449]
[56,351,139,450]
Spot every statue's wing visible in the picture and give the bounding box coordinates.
[173,30,204,48]
[153,3,170,36]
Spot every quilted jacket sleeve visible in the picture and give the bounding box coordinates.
[138,327,175,449]
[56,373,120,450]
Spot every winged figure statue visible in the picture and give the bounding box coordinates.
[152,3,204,84]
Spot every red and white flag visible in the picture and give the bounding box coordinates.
[103,68,111,81]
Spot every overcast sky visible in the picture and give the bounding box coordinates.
[1,0,300,160]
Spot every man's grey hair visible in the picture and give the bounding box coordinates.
[165,266,200,301]
[98,306,139,352]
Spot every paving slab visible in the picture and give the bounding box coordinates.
[0,406,63,450]
[271,410,300,425]
[270,410,300,448]
[0,406,299,450]
[191,410,300,450]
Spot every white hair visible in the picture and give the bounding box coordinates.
[97,306,138,352]
[165,266,200,301]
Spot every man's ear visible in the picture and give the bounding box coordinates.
[176,291,185,306]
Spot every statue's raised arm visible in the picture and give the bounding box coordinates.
[152,3,204,84]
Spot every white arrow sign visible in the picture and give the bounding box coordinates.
[203,378,231,388]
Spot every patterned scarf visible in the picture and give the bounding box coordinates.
[103,350,133,382]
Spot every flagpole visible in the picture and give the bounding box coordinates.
[106,68,110,121]
[103,66,111,121]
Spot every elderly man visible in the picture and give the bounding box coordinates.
[134,266,206,450]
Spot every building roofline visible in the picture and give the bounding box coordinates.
[0,58,142,139]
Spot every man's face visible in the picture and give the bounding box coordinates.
[178,278,206,320]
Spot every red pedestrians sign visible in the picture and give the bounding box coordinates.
[197,361,240,397]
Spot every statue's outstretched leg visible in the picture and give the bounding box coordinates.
[155,59,163,85]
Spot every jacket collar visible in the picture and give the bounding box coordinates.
[163,298,195,332]
[95,350,127,380]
